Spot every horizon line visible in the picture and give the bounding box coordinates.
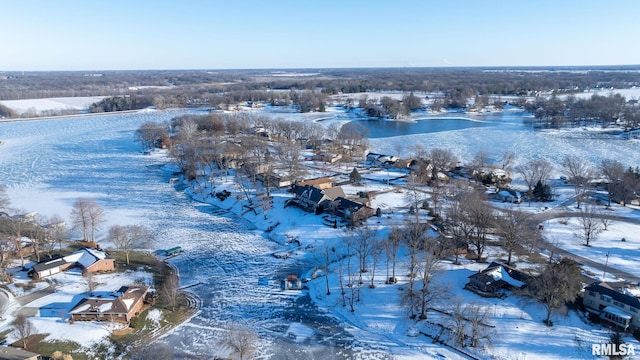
[2,64,640,73]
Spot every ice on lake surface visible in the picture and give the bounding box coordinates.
[1,107,639,358]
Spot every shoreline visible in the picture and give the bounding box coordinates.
[0,109,147,123]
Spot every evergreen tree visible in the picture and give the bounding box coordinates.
[533,180,553,201]
[350,167,362,184]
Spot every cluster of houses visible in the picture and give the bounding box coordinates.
[464,261,640,333]
[28,248,153,325]
[290,177,375,226]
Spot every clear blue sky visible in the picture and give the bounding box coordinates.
[2,0,639,71]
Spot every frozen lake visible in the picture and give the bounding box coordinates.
[1,107,640,358]
[0,110,373,359]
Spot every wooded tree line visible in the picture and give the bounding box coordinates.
[89,95,155,113]
[524,93,640,129]
[4,67,640,116]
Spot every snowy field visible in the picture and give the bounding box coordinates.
[0,96,108,116]
[2,106,640,358]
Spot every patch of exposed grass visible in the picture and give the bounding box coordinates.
[12,334,88,360]
[110,250,173,286]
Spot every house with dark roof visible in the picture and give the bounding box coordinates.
[29,248,115,279]
[292,185,345,213]
[69,285,150,324]
[583,282,640,331]
[465,262,531,298]
[332,197,374,225]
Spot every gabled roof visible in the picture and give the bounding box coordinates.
[70,285,149,316]
[334,197,365,211]
[31,257,66,273]
[585,282,640,309]
[322,187,346,201]
[298,177,332,187]
[63,248,109,268]
[469,261,530,287]
[295,185,327,204]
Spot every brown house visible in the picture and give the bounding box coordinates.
[297,177,334,190]
[70,286,150,324]
[29,248,114,279]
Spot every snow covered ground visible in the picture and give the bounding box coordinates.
[2,106,640,358]
[0,96,108,116]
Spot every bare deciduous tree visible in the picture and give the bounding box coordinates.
[0,238,14,281]
[527,258,583,326]
[600,158,625,208]
[417,239,442,320]
[0,185,10,213]
[13,313,35,350]
[162,273,181,312]
[575,203,604,246]
[516,159,553,202]
[466,303,493,347]
[383,227,402,284]
[562,155,594,209]
[495,209,535,265]
[218,323,258,360]
[429,148,458,181]
[84,270,97,296]
[499,150,517,171]
[108,224,154,265]
[70,198,105,242]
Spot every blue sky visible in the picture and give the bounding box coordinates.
[2,0,639,71]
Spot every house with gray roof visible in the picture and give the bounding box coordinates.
[584,282,640,331]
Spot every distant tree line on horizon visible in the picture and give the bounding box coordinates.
[524,93,640,129]
[3,67,640,123]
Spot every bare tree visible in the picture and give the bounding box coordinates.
[367,238,383,289]
[575,203,604,246]
[0,185,10,213]
[403,220,429,318]
[450,299,468,346]
[276,141,305,183]
[383,227,402,284]
[13,313,35,350]
[499,150,517,171]
[0,238,14,281]
[600,158,625,208]
[466,303,493,347]
[562,155,594,209]
[162,273,181,312]
[218,323,258,360]
[516,159,553,203]
[135,121,169,150]
[70,198,104,242]
[4,213,33,266]
[495,209,535,265]
[417,239,442,320]
[46,214,67,251]
[108,224,154,265]
[84,270,97,296]
[313,242,335,296]
[465,190,494,260]
[527,258,583,326]
[429,148,458,181]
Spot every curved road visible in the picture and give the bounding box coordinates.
[531,203,640,284]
